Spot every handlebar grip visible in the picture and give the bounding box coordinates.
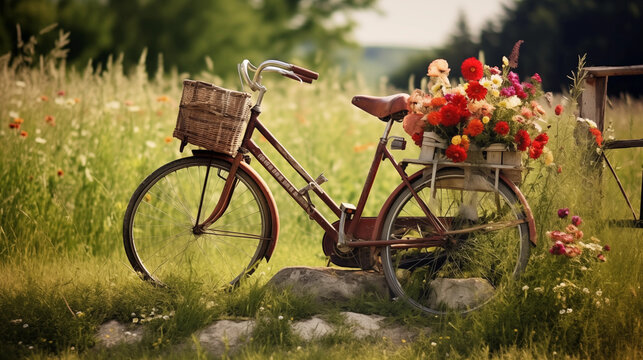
[292,65,319,80]
[282,72,313,84]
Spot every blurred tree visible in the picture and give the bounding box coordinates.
[0,0,376,76]
[391,0,643,94]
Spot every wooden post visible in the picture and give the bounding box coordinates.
[579,75,608,131]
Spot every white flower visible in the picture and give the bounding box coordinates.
[9,111,19,119]
[55,97,65,105]
[505,95,522,108]
[583,288,590,294]
[35,137,47,144]
[559,309,566,315]
[10,319,23,324]
[522,285,529,291]
[259,306,265,311]
[480,78,493,89]
[163,315,170,320]
[16,81,26,88]
[105,101,121,110]
[596,290,603,297]
[131,313,136,317]
[604,298,610,304]
[490,74,503,88]
[127,105,141,112]
[534,287,544,293]
[431,342,437,346]
[132,318,139,323]
[145,140,157,148]
[23,323,29,328]
[566,308,573,313]
[278,315,284,320]
[580,266,588,271]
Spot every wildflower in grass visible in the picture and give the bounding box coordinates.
[57,169,64,177]
[14,117,24,124]
[566,308,573,313]
[75,311,85,318]
[558,208,569,218]
[55,97,65,105]
[543,147,554,165]
[9,122,20,129]
[74,98,81,104]
[431,342,437,346]
[461,57,483,81]
[23,323,29,328]
[39,95,49,102]
[353,142,376,153]
[534,287,544,293]
[549,240,566,255]
[401,339,407,343]
[57,90,65,96]
[571,215,582,226]
[589,127,603,146]
[555,104,564,115]
[603,244,611,251]
[445,144,467,162]
[35,137,46,144]
[494,121,509,135]
[44,115,55,125]
[157,95,170,102]
[105,101,120,110]
[583,288,590,294]
[597,253,606,262]
[522,285,529,291]
[559,309,565,315]
[10,319,23,324]
[278,315,284,320]
[20,130,28,138]
[132,318,139,323]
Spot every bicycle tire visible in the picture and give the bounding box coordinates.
[123,156,273,288]
[380,168,531,314]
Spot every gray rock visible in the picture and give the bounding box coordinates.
[341,311,384,338]
[197,320,255,356]
[95,320,143,348]
[266,266,389,303]
[291,316,334,340]
[427,278,495,310]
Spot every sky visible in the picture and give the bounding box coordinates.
[351,0,512,48]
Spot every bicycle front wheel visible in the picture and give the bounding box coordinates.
[123,156,273,288]
[380,168,531,314]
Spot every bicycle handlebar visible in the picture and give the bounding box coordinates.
[238,59,318,93]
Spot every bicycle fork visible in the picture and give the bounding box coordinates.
[193,153,244,234]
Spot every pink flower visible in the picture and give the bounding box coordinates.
[572,215,582,226]
[531,73,542,83]
[549,241,566,255]
[546,231,575,244]
[597,253,606,262]
[557,208,569,218]
[565,246,582,258]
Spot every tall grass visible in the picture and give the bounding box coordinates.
[0,39,641,358]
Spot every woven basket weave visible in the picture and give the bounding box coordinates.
[173,80,252,155]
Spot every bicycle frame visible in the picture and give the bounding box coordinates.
[197,105,453,251]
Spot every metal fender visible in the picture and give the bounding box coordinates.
[371,168,537,246]
[192,150,280,260]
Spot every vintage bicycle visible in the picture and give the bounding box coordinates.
[122,59,537,314]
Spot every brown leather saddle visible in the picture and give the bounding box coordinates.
[351,93,409,121]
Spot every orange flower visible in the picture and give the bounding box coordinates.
[20,130,28,137]
[164,136,173,143]
[463,118,484,137]
[156,95,170,102]
[589,128,603,146]
[40,95,49,102]
[14,117,24,124]
[44,115,56,126]
[57,169,64,177]
[74,98,81,104]
[430,97,447,107]
[427,111,442,126]
[353,142,376,153]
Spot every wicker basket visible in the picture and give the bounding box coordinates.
[173,80,252,155]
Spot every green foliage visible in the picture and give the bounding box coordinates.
[0,0,376,77]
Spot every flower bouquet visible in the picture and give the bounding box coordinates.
[403,49,553,183]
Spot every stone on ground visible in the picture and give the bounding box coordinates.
[341,311,385,338]
[266,266,389,303]
[428,278,495,310]
[197,320,255,356]
[96,320,143,348]
[291,316,334,340]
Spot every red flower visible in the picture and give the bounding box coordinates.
[463,118,484,137]
[449,94,469,113]
[531,73,542,83]
[465,81,487,101]
[461,57,483,81]
[20,130,28,138]
[589,128,603,146]
[514,129,531,151]
[603,244,611,251]
[427,111,442,126]
[439,104,462,126]
[57,169,64,177]
[9,122,19,129]
[549,241,566,255]
[555,105,564,115]
[445,144,468,162]
[411,132,423,146]
[535,132,549,145]
[529,143,544,159]
[494,121,510,136]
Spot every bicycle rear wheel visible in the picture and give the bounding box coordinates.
[380,168,531,314]
[123,156,273,288]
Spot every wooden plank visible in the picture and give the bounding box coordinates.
[580,76,609,131]
[603,139,643,149]
[585,65,643,77]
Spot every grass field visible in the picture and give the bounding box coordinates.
[0,50,641,359]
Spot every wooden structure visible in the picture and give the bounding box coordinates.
[579,65,643,228]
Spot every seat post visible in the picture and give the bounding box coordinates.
[380,119,394,141]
